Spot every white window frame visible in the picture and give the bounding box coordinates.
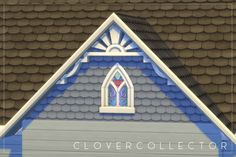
[100,63,135,114]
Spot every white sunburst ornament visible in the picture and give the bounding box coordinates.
[88,24,141,53]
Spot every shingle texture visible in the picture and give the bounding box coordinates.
[117,13,232,129]
[28,56,207,123]
[1,1,235,130]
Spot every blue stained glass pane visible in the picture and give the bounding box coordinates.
[119,85,128,107]
[108,85,116,106]
[114,72,121,80]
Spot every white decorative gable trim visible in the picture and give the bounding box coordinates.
[1,13,235,145]
[56,59,82,84]
[90,24,140,53]
[0,125,4,132]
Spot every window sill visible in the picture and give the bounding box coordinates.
[99,107,135,114]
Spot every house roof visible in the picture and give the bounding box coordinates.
[1,12,236,143]
[1,0,235,132]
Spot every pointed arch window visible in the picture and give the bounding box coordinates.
[100,63,135,114]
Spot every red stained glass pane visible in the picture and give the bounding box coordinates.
[112,72,123,88]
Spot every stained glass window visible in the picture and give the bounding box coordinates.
[108,71,128,107]
[100,63,134,113]
[108,85,116,106]
[119,85,127,106]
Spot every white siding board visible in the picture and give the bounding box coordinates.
[23,120,218,156]
[23,140,217,153]
[23,129,217,143]
[0,149,10,157]
[23,151,217,157]
[24,120,218,134]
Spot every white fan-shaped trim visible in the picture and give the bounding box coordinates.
[106,45,124,52]
[91,24,139,53]
[109,26,120,44]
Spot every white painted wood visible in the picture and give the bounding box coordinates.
[0,125,4,132]
[0,149,10,157]
[109,27,120,44]
[93,41,106,51]
[87,52,140,56]
[23,120,218,156]
[101,34,110,46]
[23,130,217,143]
[99,107,135,113]
[23,151,217,157]
[120,34,129,47]
[125,43,137,51]
[23,141,217,154]
[24,120,218,134]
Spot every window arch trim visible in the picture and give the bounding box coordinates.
[100,63,135,114]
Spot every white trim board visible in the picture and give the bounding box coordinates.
[0,125,4,132]
[0,149,10,157]
[87,52,140,56]
[1,13,235,144]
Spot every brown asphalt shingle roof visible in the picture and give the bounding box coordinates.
[0,0,235,131]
